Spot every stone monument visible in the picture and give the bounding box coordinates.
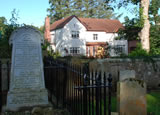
[117,78,147,115]
[6,26,48,110]
[119,70,135,81]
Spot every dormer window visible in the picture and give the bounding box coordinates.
[72,31,79,39]
[93,34,98,40]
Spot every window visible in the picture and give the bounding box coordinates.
[72,31,79,39]
[70,47,80,54]
[114,45,125,54]
[93,34,98,40]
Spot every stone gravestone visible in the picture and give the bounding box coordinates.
[6,26,48,110]
[117,78,147,115]
[119,70,135,81]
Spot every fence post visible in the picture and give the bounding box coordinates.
[7,61,10,90]
[63,62,68,107]
[95,72,101,115]
[108,73,112,115]
[83,63,89,115]
[83,74,88,115]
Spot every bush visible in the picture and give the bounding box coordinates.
[128,43,149,58]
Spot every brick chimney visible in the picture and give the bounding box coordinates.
[44,16,51,42]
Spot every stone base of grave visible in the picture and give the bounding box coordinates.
[3,106,70,115]
[5,89,49,111]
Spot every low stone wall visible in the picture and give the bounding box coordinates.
[89,58,160,90]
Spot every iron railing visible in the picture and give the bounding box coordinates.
[0,61,10,113]
[44,57,112,115]
[0,57,112,115]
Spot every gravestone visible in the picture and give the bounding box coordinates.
[119,70,135,81]
[6,26,48,110]
[117,78,147,115]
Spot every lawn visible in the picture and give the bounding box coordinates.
[147,91,160,115]
[69,91,160,115]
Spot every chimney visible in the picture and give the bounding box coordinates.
[44,16,51,42]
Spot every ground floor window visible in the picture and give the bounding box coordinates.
[70,47,80,54]
[114,45,125,54]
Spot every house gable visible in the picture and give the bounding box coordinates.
[64,17,87,32]
[50,15,124,33]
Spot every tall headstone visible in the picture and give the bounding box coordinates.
[117,78,147,115]
[6,26,48,110]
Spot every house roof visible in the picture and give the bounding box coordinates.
[50,15,124,33]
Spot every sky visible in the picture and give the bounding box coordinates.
[0,0,137,27]
[0,0,49,27]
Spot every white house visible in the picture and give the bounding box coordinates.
[44,15,128,57]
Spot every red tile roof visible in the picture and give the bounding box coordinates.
[50,15,123,33]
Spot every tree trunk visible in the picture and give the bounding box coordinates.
[139,0,150,52]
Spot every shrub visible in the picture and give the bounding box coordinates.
[128,43,149,58]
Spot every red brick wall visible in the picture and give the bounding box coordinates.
[128,40,139,53]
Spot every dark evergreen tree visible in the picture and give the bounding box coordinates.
[47,0,116,22]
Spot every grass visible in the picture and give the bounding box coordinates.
[92,91,160,114]
[71,91,160,115]
[147,91,160,115]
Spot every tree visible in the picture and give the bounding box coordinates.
[150,0,160,25]
[116,16,142,41]
[139,0,150,52]
[108,0,150,52]
[150,25,160,55]
[47,0,116,22]
[47,0,73,23]
[0,17,7,39]
[0,9,20,58]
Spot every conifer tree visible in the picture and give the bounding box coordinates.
[47,0,116,22]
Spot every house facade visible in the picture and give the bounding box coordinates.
[45,16,128,57]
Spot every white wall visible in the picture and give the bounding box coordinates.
[85,31,117,43]
[50,17,87,56]
[109,40,128,56]
[50,17,128,57]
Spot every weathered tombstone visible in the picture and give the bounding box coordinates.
[119,70,135,81]
[6,26,48,110]
[117,78,147,115]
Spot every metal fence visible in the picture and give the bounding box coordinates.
[0,60,1,112]
[0,60,10,113]
[44,57,112,115]
[0,58,112,115]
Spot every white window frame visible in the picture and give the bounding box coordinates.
[93,34,98,40]
[70,47,80,54]
[71,31,79,39]
[114,45,125,54]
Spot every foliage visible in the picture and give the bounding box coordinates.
[0,9,20,58]
[147,91,160,115]
[9,9,20,27]
[150,25,160,55]
[39,25,45,34]
[48,50,61,59]
[149,0,160,25]
[108,0,151,52]
[42,39,51,51]
[116,16,142,40]
[47,0,117,22]
[128,43,149,57]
